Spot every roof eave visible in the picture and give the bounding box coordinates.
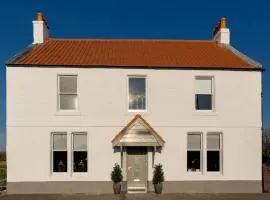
[5,63,264,71]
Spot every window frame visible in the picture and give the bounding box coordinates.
[206,132,223,173]
[187,132,203,173]
[57,75,79,112]
[71,132,88,174]
[194,76,215,112]
[127,75,147,112]
[51,132,68,175]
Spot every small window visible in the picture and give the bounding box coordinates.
[187,133,202,172]
[128,77,146,111]
[207,133,221,172]
[195,77,213,110]
[72,133,88,172]
[58,75,78,110]
[52,133,67,172]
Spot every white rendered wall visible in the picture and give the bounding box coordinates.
[6,67,262,182]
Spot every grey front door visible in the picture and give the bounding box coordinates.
[127,147,147,192]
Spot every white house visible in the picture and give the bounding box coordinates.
[6,13,263,194]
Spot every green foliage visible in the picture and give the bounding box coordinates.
[0,168,6,179]
[152,164,164,184]
[0,151,6,161]
[263,129,270,163]
[0,161,6,179]
[111,163,123,183]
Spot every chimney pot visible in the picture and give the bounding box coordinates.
[37,12,43,21]
[220,17,226,28]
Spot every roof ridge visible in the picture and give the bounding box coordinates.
[47,38,214,43]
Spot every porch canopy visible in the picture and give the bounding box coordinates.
[112,114,165,147]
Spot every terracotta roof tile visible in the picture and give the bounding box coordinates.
[7,38,258,69]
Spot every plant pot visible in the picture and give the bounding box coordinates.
[154,183,163,194]
[113,182,121,194]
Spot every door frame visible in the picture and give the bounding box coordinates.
[126,147,148,193]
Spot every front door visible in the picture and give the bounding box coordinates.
[127,147,147,193]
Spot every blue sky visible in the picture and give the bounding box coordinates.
[0,0,269,149]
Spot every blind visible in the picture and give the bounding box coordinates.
[195,77,212,94]
[73,133,87,151]
[53,134,67,150]
[59,76,77,93]
[187,134,201,150]
[207,134,220,149]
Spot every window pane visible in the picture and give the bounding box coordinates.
[187,134,201,150]
[195,77,212,94]
[129,77,146,110]
[187,151,201,171]
[207,151,220,171]
[59,76,77,93]
[53,134,67,150]
[196,94,212,110]
[73,134,87,151]
[53,151,67,172]
[73,151,87,172]
[60,94,77,110]
[207,134,220,149]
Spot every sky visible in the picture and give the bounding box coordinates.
[0,0,269,149]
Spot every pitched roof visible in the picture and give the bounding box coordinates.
[7,38,261,69]
[112,114,165,146]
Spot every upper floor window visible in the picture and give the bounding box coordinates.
[128,76,146,111]
[58,75,78,111]
[195,77,213,110]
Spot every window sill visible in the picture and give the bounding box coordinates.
[205,171,223,176]
[55,111,81,116]
[72,172,89,176]
[187,170,202,174]
[187,171,203,177]
[128,109,147,113]
[50,172,69,177]
[193,110,217,116]
[126,110,148,116]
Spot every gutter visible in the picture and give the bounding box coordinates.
[5,63,264,71]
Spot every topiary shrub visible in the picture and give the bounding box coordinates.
[111,163,123,183]
[152,164,164,185]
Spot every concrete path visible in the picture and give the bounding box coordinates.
[1,194,270,200]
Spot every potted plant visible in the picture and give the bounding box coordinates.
[111,163,123,194]
[152,164,164,194]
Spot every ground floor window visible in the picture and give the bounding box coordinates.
[187,132,222,173]
[207,133,221,172]
[187,133,202,172]
[51,132,88,174]
[72,133,88,172]
[52,133,67,172]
